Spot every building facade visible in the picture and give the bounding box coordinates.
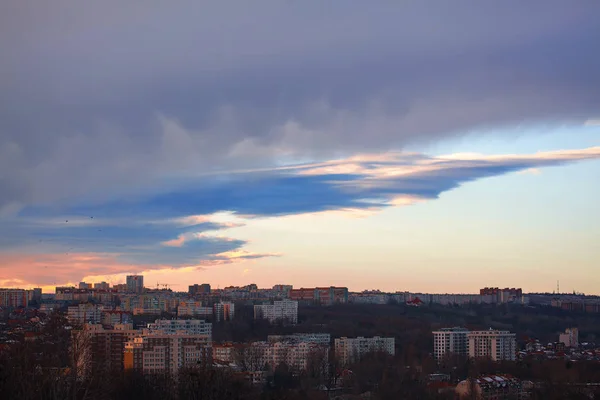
[468,330,516,361]
[68,303,104,324]
[254,299,298,324]
[289,287,348,305]
[146,319,212,338]
[433,327,469,360]
[125,334,212,375]
[94,282,110,290]
[189,283,211,296]
[213,301,235,322]
[177,301,212,318]
[334,336,395,366]
[0,288,28,307]
[559,328,579,348]
[267,333,331,346]
[101,310,132,327]
[126,275,144,294]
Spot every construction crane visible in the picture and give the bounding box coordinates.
[156,283,179,290]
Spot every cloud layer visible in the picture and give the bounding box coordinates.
[1,1,600,213]
[2,146,599,286]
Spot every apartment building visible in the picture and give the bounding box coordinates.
[468,330,516,361]
[146,319,212,338]
[479,287,523,304]
[289,287,348,305]
[189,283,211,296]
[0,288,28,307]
[101,310,132,327]
[177,301,212,318]
[68,303,104,324]
[267,333,331,346]
[94,282,110,290]
[254,299,298,324]
[213,301,235,322]
[120,293,178,314]
[334,336,395,366]
[74,323,139,376]
[126,275,144,294]
[125,334,212,375]
[239,341,329,372]
[213,342,244,363]
[433,327,469,360]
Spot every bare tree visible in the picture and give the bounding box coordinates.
[234,344,267,372]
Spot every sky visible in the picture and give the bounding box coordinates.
[1,1,599,294]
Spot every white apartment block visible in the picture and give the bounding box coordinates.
[254,299,298,324]
[559,328,579,348]
[468,330,516,361]
[433,327,469,360]
[334,336,395,366]
[68,303,104,324]
[146,319,212,340]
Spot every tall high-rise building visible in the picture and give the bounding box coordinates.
[433,327,469,360]
[189,283,211,296]
[468,330,516,361]
[126,275,144,294]
[254,299,298,324]
[334,336,395,366]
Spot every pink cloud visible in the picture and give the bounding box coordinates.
[0,249,280,289]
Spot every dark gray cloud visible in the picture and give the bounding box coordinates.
[1,1,599,212]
